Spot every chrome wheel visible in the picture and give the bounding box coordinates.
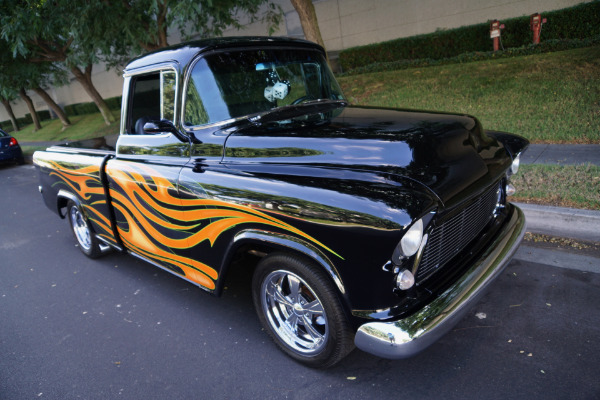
[69,205,92,251]
[261,270,329,355]
[253,253,354,367]
[67,200,104,258]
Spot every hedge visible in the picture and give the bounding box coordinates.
[0,96,122,132]
[339,1,600,71]
[63,95,122,117]
[338,35,600,76]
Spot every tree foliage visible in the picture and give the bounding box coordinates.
[0,0,119,125]
[0,0,283,128]
[100,0,282,62]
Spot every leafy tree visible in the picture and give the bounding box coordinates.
[99,0,283,61]
[1,0,283,127]
[0,41,71,131]
[0,91,21,133]
[17,87,42,131]
[289,0,326,53]
[0,0,119,125]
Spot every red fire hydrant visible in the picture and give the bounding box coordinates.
[530,13,547,44]
[490,20,505,52]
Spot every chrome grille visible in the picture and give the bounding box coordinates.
[416,182,501,283]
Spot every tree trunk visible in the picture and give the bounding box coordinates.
[33,87,71,129]
[1,99,20,132]
[19,88,42,131]
[70,64,116,125]
[290,0,328,63]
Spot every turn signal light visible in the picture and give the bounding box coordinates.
[396,269,415,290]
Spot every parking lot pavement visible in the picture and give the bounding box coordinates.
[2,163,599,399]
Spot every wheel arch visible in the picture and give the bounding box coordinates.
[216,229,349,304]
[56,189,81,219]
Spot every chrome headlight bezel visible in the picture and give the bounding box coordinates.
[401,218,423,257]
[392,218,424,263]
[510,153,521,176]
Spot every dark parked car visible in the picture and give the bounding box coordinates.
[34,37,528,367]
[0,128,25,165]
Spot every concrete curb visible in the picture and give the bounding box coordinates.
[514,245,600,273]
[515,202,600,242]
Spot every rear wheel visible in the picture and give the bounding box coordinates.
[67,200,103,258]
[252,253,354,368]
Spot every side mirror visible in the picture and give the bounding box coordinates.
[143,119,194,143]
[143,119,178,135]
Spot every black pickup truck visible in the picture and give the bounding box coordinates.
[34,36,528,368]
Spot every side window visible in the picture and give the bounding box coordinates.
[128,70,176,134]
[161,71,176,121]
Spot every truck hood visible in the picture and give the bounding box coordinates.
[222,105,514,208]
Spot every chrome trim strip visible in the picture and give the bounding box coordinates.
[121,63,179,136]
[354,204,526,359]
[128,251,214,294]
[96,235,123,252]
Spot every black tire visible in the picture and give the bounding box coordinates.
[252,253,354,368]
[67,200,103,258]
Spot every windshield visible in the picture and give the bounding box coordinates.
[184,48,344,127]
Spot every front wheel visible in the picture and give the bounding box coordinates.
[252,253,354,368]
[67,200,103,258]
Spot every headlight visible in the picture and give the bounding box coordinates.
[511,154,521,175]
[400,219,423,257]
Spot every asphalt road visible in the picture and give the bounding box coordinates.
[2,164,599,400]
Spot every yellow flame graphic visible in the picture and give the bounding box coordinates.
[44,159,341,291]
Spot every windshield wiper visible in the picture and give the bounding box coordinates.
[219,99,348,132]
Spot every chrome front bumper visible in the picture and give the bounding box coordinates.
[354,204,526,359]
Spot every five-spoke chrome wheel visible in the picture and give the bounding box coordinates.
[67,200,103,258]
[252,253,354,368]
[70,205,92,251]
[261,270,329,355]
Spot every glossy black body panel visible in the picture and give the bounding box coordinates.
[224,105,513,209]
[34,37,529,332]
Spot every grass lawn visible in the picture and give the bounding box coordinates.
[337,46,600,144]
[13,113,120,148]
[511,164,600,210]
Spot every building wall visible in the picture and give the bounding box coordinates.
[276,0,586,51]
[0,0,587,122]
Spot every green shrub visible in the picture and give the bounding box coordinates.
[0,120,12,132]
[64,96,122,117]
[339,36,600,76]
[21,114,33,125]
[339,1,600,71]
[105,96,122,111]
[38,110,52,121]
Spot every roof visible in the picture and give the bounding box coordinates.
[124,36,324,73]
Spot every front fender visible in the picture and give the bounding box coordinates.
[486,130,529,159]
[217,229,346,296]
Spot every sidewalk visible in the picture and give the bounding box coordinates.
[21,140,65,147]
[522,144,600,166]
